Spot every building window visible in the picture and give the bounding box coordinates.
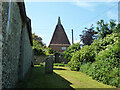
[61,47,66,50]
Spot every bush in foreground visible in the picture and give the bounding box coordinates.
[80,43,120,87]
[68,32,120,87]
[68,45,95,71]
[64,43,81,60]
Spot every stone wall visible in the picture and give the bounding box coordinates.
[2,2,22,88]
[47,54,69,64]
[19,24,33,80]
[0,2,2,90]
[34,54,69,65]
[34,55,46,65]
[1,2,33,88]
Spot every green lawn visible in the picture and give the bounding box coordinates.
[16,65,116,89]
[54,66,116,88]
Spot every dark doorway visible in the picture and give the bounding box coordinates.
[55,53,59,63]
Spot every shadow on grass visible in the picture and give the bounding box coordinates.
[53,68,66,70]
[16,66,74,89]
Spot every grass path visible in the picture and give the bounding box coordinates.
[54,66,115,88]
[16,65,115,89]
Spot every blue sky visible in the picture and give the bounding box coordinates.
[24,1,118,46]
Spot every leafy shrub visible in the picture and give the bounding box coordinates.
[80,62,92,74]
[90,33,119,56]
[69,33,119,71]
[68,32,120,87]
[48,48,56,54]
[82,44,120,87]
[33,40,46,56]
[68,45,95,71]
[64,43,81,60]
[79,45,95,63]
[33,48,46,56]
[33,40,56,56]
[68,51,81,71]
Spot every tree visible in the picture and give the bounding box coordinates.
[32,40,46,56]
[96,19,116,39]
[79,24,97,46]
[32,33,56,56]
[32,33,45,46]
[48,48,56,54]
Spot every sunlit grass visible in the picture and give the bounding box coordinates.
[54,66,115,88]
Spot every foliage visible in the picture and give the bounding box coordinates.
[88,44,120,87]
[68,19,120,87]
[47,48,56,54]
[96,19,116,39]
[32,33,47,56]
[79,62,91,74]
[64,43,81,60]
[69,31,120,87]
[32,33,56,56]
[90,33,119,56]
[68,45,95,71]
[113,23,120,33]
[68,51,81,71]
[33,40,46,56]
[80,57,120,87]
[80,24,97,46]
[32,33,45,46]
[69,33,119,70]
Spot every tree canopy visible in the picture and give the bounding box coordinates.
[79,24,97,46]
[96,19,116,39]
[32,33,45,46]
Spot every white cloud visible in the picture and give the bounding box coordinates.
[69,0,97,11]
[70,0,119,8]
[71,0,95,8]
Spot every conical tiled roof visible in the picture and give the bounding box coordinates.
[49,17,71,45]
